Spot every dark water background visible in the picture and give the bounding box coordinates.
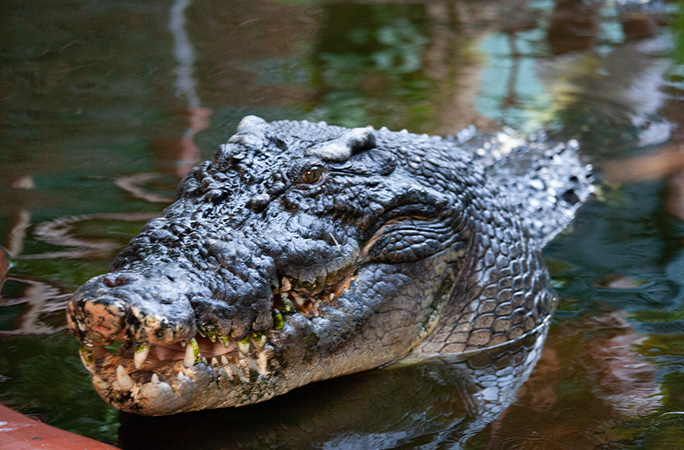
[1,0,684,448]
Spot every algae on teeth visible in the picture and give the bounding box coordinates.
[237,337,250,355]
[281,298,296,314]
[134,344,150,369]
[251,331,267,349]
[79,345,96,373]
[198,325,217,342]
[183,337,200,367]
[272,310,285,330]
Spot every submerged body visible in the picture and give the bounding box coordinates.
[67,117,591,415]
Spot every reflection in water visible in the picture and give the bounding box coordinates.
[24,213,160,260]
[0,246,8,288]
[118,324,548,450]
[603,142,684,183]
[0,278,70,336]
[1,212,157,336]
[547,0,600,55]
[0,0,683,447]
[581,313,661,416]
[6,210,31,259]
[115,173,176,204]
[170,0,200,111]
[477,312,663,448]
[166,0,209,178]
[618,0,665,40]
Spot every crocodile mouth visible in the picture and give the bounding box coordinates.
[70,271,359,415]
[271,273,356,318]
[78,329,278,414]
[80,330,269,383]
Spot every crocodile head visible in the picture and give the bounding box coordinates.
[67,116,559,415]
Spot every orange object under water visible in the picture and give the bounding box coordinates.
[0,403,117,450]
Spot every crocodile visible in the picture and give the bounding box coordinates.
[66,116,591,416]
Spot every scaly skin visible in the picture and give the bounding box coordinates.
[66,116,591,415]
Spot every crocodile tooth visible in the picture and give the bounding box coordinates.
[151,373,160,384]
[222,365,235,381]
[219,336,230,348]
[177,371,186,381]
[256,351,269,376]
[183,343,194,367]
[281,297,296,314]
[251,331,266,349]
[201,357,208,365]
[273,309,285,330]
[134,345,150,369]
[236,366,249,384]
[211,357,219,367]
[116,365,134,391]
[220,355,229,366]
[280,277,291,293]
[247,356,259,373]
[291,292,305,306]
[183,338,200,367]
[78,345,96,373]
[237,338,250,355]
[329,233,341,250]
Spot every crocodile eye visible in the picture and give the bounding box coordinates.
[300,165,326,185]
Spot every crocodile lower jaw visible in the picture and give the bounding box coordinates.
[79,334,280,415]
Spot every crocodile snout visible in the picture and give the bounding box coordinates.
[67,271,198,348]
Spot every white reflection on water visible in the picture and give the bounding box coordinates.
[170,0,201,109]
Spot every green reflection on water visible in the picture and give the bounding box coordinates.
[309,4,436,129]
[1,0,684,448]
[0,334,119,444]
[476,31,555,132]
[673,2,684,64]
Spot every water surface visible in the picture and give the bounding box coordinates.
[1,0,684,448]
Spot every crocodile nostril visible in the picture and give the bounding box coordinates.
[67,294,127,344]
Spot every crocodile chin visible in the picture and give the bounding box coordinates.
[67,116,591,416]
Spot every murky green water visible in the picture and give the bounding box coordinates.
[1,1,684,448]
